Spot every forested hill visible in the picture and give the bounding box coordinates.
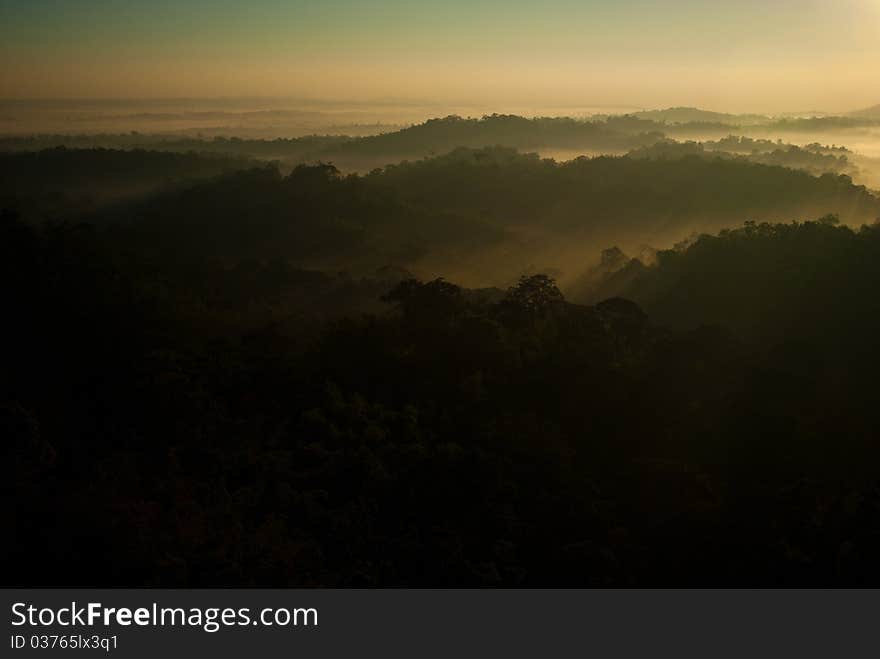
[4,111,878,175]
[631,107,767,125]
[582,217,880,342]
[370,147,880,238]
[627,139,853,177]
[4,147,879,288]
[7,205,880,585]
[850,104,880,119]
[330,114,663,157]
[3,144,880,588]
[0,115,664,161]
[0,147,256,218]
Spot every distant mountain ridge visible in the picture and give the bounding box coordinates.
[632,107,769,125]
[850,104,880,119]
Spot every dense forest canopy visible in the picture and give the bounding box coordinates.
[627,139,854,177]
[3,146,878,290]
[8,0,880,603]
[5,104,880,587]
[6,202,880,585]
[5,110,878,188]
[581,217,880,340]
[0,147,258,219]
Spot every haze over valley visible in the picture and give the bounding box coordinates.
[5,0,880,587]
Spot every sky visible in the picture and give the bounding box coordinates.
[1,0,879,113]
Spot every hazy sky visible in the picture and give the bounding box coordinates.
[2,0,879,113]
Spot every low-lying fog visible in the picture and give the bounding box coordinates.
[0,98,641,138]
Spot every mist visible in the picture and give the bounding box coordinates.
[8,0,880,590]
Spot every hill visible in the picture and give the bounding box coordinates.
[0,147,256,218]
[849,104,880,119]
[328,114,664,163]
[632,107,768,125]
[0,115,669,172]
[626,139,854,177]
[8,206,880,585]
[582,217,880,342]
[371,147,880,255]
[5,147,879,288]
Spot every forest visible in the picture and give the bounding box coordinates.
[4,120,880,586]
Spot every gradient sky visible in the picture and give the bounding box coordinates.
[1,0,879,112]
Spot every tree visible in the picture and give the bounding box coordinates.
[382,277,464,321]
[502,274,564,314]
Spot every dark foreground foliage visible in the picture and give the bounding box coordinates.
[5,206,880,586]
